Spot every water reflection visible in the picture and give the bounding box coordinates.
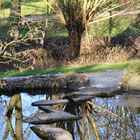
[3,94,23,140]
[56,97,140,140]
[0,93,46,140]
[0,93,140,140]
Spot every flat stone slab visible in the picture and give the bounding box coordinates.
[23,111,81,124]
[32,88,122,111]
[86,70,124,88]
[31,125,73,140]
[38,105,61,113]
[70,87,122,97]
[32,96,94,106]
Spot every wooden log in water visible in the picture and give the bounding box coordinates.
[32,96,94,106]
[23,111,81,124]
[0,73,89,93]
[31,125,73,140]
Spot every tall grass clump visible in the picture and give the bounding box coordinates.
[121,60,140,89]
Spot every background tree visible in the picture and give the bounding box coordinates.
[9,0,21,24]
[53,0,133,59]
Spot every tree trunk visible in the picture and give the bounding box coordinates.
[67,26,84,60]
[9,0,21,24]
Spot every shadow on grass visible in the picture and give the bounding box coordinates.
[112,13,140,46]
[1,1,11,9]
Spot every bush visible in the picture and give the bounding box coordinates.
[1,0,11,9]
[78,37,138,64]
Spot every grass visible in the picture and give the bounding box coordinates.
[121,60,140,89]
[0,1,139,37]
[129,61,140,74]
[87,15,136,37]
[88,16,133,36]
[21,1,47,16]
[0,0,47,18]
[0,60,138,78]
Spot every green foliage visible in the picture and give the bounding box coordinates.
[1,0,11,9]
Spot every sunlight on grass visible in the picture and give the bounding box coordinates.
[0,1,47,18]
[21,1,47,16]
[0,60,138,78]
[0,9,10,18]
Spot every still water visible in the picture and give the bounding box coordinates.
[0,92,140,140]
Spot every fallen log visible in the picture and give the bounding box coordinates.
[32,96,94,106]
[0,73,89,94]
[23,111,81,124]
[31,125,73,140]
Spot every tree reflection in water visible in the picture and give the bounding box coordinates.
[1,94,140,140]
[56,97,140,140]
[3,94,23,140]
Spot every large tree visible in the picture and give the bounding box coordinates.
[53,0,133,59]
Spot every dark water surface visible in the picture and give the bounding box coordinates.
[0,92,140,140]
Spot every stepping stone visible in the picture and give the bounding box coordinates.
[38,105,79,117]
[23,111,81,124]
[38,105,60,113]
[31,125,73,140]
[71,87,122,97]
[32,96,94,106]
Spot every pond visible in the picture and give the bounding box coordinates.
[0,92,140,140]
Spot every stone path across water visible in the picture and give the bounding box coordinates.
[23,70,126,140]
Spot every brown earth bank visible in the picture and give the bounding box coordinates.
[0,35,140,71]
[0,73,89,96]
[0,70,125,97]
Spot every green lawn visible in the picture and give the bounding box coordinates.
[1,0,140,38]
[0,0,47,18]
[86,15,134,37]
[0,60,139,78]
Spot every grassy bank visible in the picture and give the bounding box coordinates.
[0,0,47,18]
[0,60,139,78]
